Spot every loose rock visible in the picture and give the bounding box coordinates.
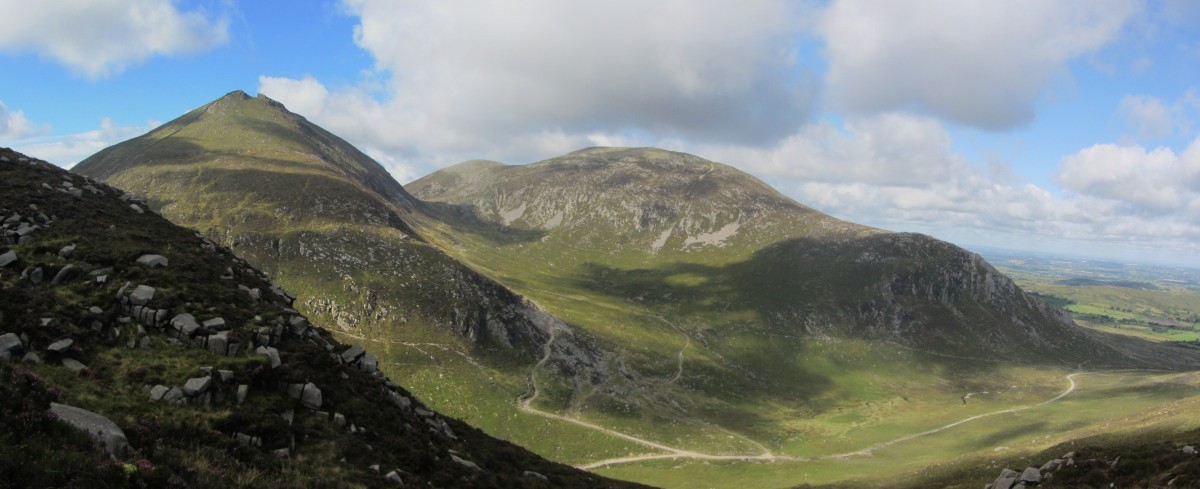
[49,403,129,458]
[135,254,168,267]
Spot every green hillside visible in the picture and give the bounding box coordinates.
[0,147,637,488]
[69,94,1200,488]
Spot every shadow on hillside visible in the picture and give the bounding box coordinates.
[418,200,548,245]
[569,234,1199,396]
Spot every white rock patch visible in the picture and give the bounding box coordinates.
[683,222,740,248]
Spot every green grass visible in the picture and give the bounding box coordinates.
[592,371,1200,488]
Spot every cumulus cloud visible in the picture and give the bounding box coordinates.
[0,101,48,140]
[0,0,229,78]
[260,0,812,176]
[819,0,1137,130]
[1118,90,1200,141]
[700,113,966,187]
[1057,139,1200,216]
[696,112,1200,262]
[1119,95,1175,140]
[10,117,157,168]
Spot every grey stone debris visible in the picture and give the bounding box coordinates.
[183,376,213,396]
[88,306,103,315]
[1040,458,1065,473]
[202,317,226,330]
[129,204,144,214]
[171,313,201,337]
[218,369,234,382]
[49,403,129,458]
[236,384,248,405]
[128,285,155,305]
[255,345,281,368]
[384,470,404,485]
[1018,467,1041,484]
[149,385,170,401]
[22,352,42,364]
[524,471,548,481]
[29,266,43,284]
[1063,451,1077,459]
[57,243,76,258]
[1183,445,1196,455]
[61,358,88,373]
[206,332,229,355]
[0,250,17,267]
[47,338,74,354]
[281,409,294,426]
[68,187,83,199]
[360,354,379,374]
[287,382,322,410]
[135,254,168,267]
[450,454,482,471]
[0,333,21,353]
[341,344,366,364]
[247,287,261,301]
[163,387,184,402]
[992,476,1016,489]
[387,390,412,410]
[51,264,75,285]
[273,448,290,458]
[333,412,346,426]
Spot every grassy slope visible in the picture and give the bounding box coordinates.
[0,148,639,488]
[71,94,655,478]
[407,148,1200,487]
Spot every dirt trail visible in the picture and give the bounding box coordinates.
[575,371,1105,469]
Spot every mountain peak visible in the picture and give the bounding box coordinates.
[76,91,416,210]
[220,89,251,101]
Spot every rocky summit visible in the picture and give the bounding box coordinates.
[410,147,1195,368]
[0,147,639,488]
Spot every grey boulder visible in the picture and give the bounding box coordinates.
[135,254,168,267]
[0,250,16,267]
[128,285,155,306]
[183,376,213,396]
[49,403,128,458]
[47,338,74,354]
[0,332,21,353]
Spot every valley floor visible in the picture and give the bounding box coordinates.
[333,326,1200,489]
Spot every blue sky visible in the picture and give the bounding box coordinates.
[1,1,1198,267]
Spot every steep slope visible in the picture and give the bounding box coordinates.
[73,92,621,379]
[0,148,640,488]
[410,147,1165,366]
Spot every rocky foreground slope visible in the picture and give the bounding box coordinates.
[0,148,640,488]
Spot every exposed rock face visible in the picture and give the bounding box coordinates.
[410,147,1153,367]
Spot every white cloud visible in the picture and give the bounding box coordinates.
[1118,90,1200,141]
[9,117,157,168]
[819,0,1137,130]
[0,0,229,78]
[701,113,966,187]
[695,112,1200,264]
[1057,139,1200,216]
[0,100,48,140]
[260,0,812,175]
[1119,95,1174,140]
